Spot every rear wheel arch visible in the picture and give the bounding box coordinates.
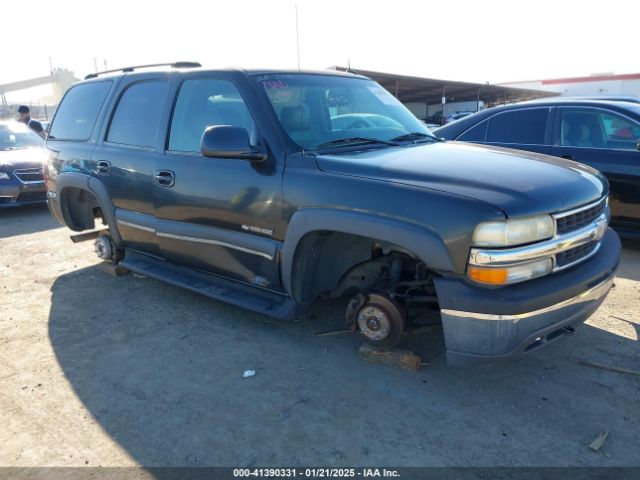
[55,173,122,244]
[59,186,99,231]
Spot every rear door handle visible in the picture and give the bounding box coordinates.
[96,160,111,175]
[154,170,175,187]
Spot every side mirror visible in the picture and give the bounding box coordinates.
[201,125,266,162]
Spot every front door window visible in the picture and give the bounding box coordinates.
[558,108,640,151]
[168,78,256,153]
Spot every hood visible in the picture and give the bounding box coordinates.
[0,147,46,171]
[315,142,607,217]
[0,147,47,171]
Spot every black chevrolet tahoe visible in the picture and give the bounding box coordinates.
[44,63,621,366]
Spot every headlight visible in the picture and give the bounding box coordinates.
[473,215,555,247]
[0,172,10,180]
[468,258,553,285]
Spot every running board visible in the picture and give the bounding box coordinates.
[119,251,296,319]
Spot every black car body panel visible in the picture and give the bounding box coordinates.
[45,67,621,365]
[315,142,607,217]
[434,99,640,237]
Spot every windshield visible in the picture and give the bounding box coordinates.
[0,122,44,150]
[257,73,435,151]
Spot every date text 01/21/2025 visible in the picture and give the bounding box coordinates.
[232,468,401,478]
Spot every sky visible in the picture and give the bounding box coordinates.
[2,0,638,102]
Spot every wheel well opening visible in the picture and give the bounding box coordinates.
[290,231,438,312]
[59,187,104,232]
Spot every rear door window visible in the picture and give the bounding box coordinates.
[487,108,549,145]
[107,81,169,148]
[48,81,112,141]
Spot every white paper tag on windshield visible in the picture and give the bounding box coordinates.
[367,85,397,105]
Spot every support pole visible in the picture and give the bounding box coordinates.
[441,85,446,125]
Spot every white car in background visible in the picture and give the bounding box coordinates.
[445,111,475,124]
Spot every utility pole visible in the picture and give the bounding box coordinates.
[295,5,301,71]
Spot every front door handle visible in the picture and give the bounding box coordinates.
[154,170,175,187]
[96,160,111,175]
[561,155,574,161]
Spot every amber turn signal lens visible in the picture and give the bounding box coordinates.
[468,267,509,285]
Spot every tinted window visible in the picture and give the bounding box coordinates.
[487,108,548,144]
[602,111,640,148]
[107,81,169,148]
[559,108,640,150]
[458,121,488,141]
[48,81,112,141]
[169,79,255,153]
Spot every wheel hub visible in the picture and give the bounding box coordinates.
[94,236,113,261]
[357,306,390,341]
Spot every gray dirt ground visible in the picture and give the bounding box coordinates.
[0,204,639,467]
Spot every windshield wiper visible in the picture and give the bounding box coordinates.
[390,132,440,143]
[316,137,399,150]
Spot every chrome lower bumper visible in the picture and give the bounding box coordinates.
[441,275,615,366]
[441,275,614,322]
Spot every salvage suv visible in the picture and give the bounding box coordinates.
[44,63,621,366]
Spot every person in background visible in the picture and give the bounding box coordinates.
[17,105,45,137]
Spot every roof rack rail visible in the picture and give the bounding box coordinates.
[84,61,201,80]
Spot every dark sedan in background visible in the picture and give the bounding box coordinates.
[0,121,47,207]
[434,98,640,237]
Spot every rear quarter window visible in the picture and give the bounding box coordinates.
[48,81,112,141]
[458,121,488,142]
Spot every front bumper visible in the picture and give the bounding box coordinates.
[434,228,620,366]
[0,176,46,207]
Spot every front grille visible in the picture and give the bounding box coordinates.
[556,200,605,235]
[556,241,598,268]
[14,168,44,183]
[16,191,47,203]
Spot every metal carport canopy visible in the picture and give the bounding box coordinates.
[331,67,557,106]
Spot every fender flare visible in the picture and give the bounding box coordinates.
[280,208,455,297]
[55,172,123,245]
